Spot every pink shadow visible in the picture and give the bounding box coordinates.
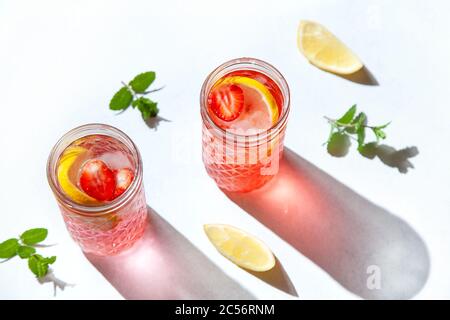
[86,207,255,300]
[224,148,429,299]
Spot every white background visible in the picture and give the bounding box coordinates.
[0,0,449,299]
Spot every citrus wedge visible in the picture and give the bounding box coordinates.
[297,20,363,75]
[57,146,99,205]
[220,76,278,126]
[204,224,276,272]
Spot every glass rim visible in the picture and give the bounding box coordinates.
[200,57,291,143]
[46,123,143,217]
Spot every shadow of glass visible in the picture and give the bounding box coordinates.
[245,257,298,297]
[224,148,429,299]
[145,116,170,131]
[336,66,379,86]
[85,207,255,300]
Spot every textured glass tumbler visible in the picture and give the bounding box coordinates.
[200,58,291,193]
[47,124,148,256]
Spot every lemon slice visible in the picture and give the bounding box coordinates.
[204,224,276,272]
[219,76,279,128]
[57,146,99,205]
[297,20,363,75]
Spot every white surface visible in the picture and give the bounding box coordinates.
[0,0,449,299]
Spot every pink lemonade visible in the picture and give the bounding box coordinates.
[201,58,290,192]
[47,124,147,256]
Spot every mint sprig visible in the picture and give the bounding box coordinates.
[109,71,163,120]
[324,105,391,157]
[0,228,56,278]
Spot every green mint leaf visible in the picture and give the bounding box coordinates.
[27,254,56,278]
[325,106,393,162]
[346,112,366,134]
[325,124,337,145]
[134,97,159,120]
[43,256,57,265]
[0,238,19,259]
[17,246,36,259]
[357,124,366,147]
[354,112,367,128]
[110,87,133,111]
[373,127,386,140]
[28,255,48,278]
[20,228,48,245]
[129,72,156,93]
[337,105,357,124]
[376,122,391,130]
[327,132,351,157]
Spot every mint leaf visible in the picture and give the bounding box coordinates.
[43,256,57,264]
[353,112,367,129]
[357,125,366,148]
[325,123,337,145]
[129,72,156,93]
[28,255,48,278]
[373,127,386,140]
[0,238,19,259]
[337,105,357,124]
[376,122,391,130]
[372,122,390,141]
[109,71,163,123]
[2,229,58,281]
[344,112,365,134]
[134,97,159,120]
[28,254,56,278]
[17,246,36,259]
[325,106,393,162]
[110,87,133,110]
[20,228,48,245]
[327,132,351,157]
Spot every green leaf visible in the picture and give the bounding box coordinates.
[376,122,391,130]
[110,87,133,111]
[27,254,56,278]
[357,124,366,147]
[17,246,36,259]
[134,97,159,120]
[354,112,367,128]
[20,228,48,245]
[129,72,156,93]
[0,238,19,259]
[337,105,357,124]
[324,124,337,145]
[372,127,386,140]
[43,256,57,265]
[28,255,47,278]
[372,122,390,141]
[346,112,366,134]
[327,132,351,157]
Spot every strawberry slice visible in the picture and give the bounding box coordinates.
[112,168,134,199]
[208,84,244,121]
[79,159,115,201]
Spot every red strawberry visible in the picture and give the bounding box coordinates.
[112,168,134,199]
[208,84,244,121]
[79,159,115,201]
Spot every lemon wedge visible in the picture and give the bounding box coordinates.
[297,20,363,75]
[204,224,276,272]
[57,146,99,205]
[219,76,279,127]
